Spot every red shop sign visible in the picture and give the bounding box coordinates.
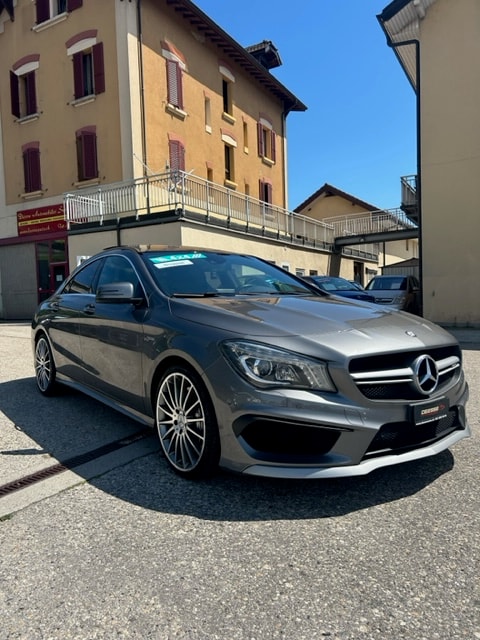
[17,203,67,237]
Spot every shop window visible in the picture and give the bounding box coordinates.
[76,127,98,181]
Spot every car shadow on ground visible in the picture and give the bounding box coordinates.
[0,377,456,522]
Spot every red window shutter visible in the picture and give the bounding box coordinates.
[257,122,264,156]
[73,52,84,99]
[23,148,42,193]
[166,60,183,109]
[93,42,105,94]
[25,71,37,115]
[169,140,185,172]
[77,131,98,180]
[36,0,50,23]
[10,71,20,118]
[67,0,83,10]
[270,131,276,163]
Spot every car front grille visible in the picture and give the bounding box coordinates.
[236,417,341,463]
[349,346,462,401]
[364,408,462,457]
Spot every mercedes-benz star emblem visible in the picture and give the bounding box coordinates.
[412,354,439,395]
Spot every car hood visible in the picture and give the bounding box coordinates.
[170,295,455,356]
[366,288,407,297]
[333,291,376,302]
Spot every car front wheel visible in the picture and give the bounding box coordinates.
[155,365,220,478]
[35,334,57,395]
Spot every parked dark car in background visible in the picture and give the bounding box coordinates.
[365,274,421,314]
[303,275,376,303]
[32,246,469,479]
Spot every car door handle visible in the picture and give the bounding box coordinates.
[83,303,96,315]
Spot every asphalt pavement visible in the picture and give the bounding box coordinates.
[0,322,479,640]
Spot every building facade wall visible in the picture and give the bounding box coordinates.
[139,0,287,205]
[0,0,297,319]
[296,191,418,277]
[419,0,480,325]
[0,243,37,319]
[67,221,361,279]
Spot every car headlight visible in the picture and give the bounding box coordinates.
[393,294,407,306]
[220,340,336,391]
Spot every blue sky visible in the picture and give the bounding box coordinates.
[193,0,417,212]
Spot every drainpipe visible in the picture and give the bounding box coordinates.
[136,0,151,220]
[136,0,147,177]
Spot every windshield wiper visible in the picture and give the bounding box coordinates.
[171,292,220,298]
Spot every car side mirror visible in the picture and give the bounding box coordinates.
[96,282,142,304]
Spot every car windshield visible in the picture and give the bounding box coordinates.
[312,277,358,292]
[366,276,407,291]
[145,250,314,297]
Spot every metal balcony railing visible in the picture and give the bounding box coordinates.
[63,172,415,259]
[401,174,417,207]
[64,171,336,250]
[324,208,417,238]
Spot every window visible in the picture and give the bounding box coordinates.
[259,179,272,204]
[97,256,141,297]
[166,59,183,110]
[168,138,185,173]
[36,0,82,24]
[257,118,277,163]
[219,63,235,122]
[76,127,98,181]
[10,63,38,119]
[243,121,249,152]
[64,258,100,294]
[73,43,105,99]
[224,144,234,183]
[222,79,232,115]
[23,143,42,193]
[204,96,211,132]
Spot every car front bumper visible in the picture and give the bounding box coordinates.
[206,362,470,479]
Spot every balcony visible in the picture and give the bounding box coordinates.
[64,171,337,251]
[400,174,419,223]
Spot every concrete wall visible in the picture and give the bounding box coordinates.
[419,0,480,325]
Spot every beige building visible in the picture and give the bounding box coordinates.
[0,0,312,318]
[295,183,419,286]
[379,0,480,326]
[0,0,393,319]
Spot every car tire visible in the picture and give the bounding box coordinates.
[34,334,58,396]
[155,365,221,478]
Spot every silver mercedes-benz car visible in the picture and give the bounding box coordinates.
[32,246,470,479]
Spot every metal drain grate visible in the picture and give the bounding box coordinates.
[0,428,153,498]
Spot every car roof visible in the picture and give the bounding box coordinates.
[105,244,230,253]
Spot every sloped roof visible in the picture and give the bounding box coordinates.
[165,0,307,113]
[377,0,438,89]
[294,183,380,214]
